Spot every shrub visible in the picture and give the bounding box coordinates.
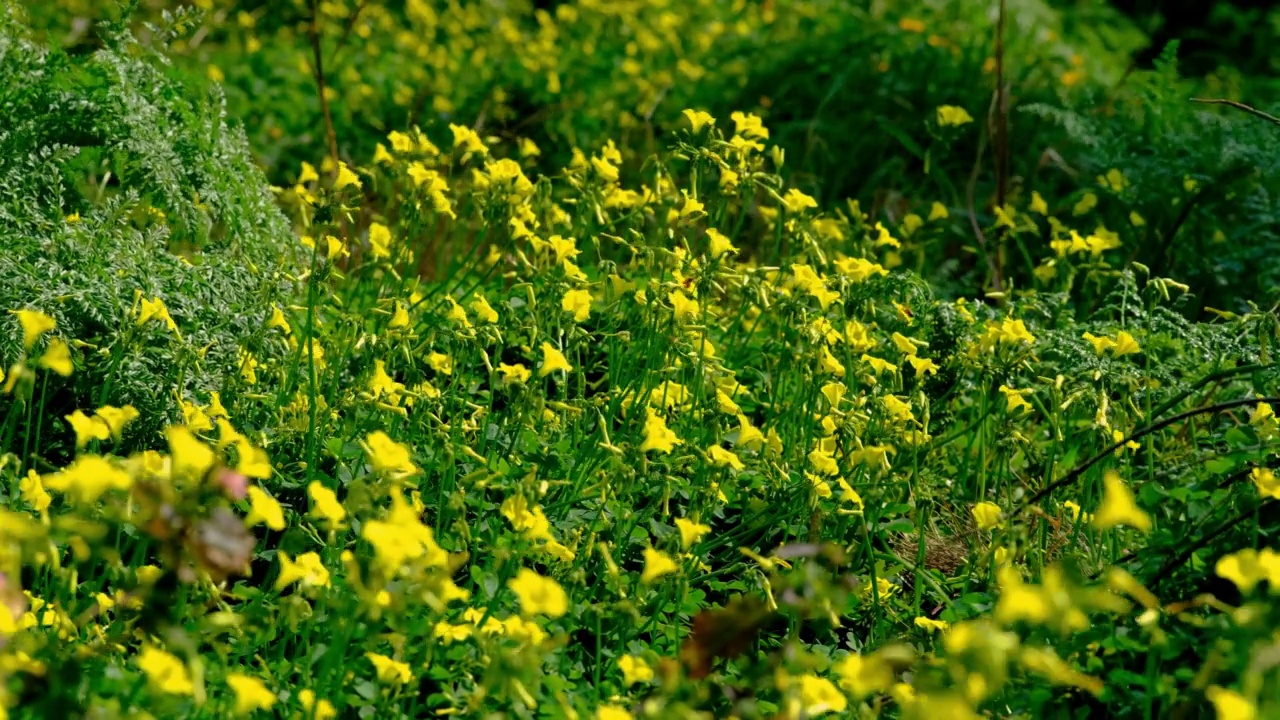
[0,5,298,451]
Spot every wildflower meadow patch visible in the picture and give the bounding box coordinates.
[3,1,1280,719]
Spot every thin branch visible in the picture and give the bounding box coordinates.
[1148,363,1269,421]
[1191,98,1280,127]
[308,0,340,168]
[966,90,1001,291]
[335,0,370,54]
[994,0,1009,213]
[1014,396,1280,516]
[991,0,1009,292]
[1150,499,1275,586]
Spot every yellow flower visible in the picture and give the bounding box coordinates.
[861,354,897,375]
[166,426,215,479]
[382,301,407,331]
[972,501,1003,531]
[44,455,132,503]
[12,309,55,350]
[298,690,337,720]
[891,332,918,356]
[681,109,715,133]
[730,110,769,140]
[597,705,633,720]
[362,491,448,572]
[1082,332,1116,355]
[434,621,474,644]
[138,297,179,334]
[808,448,839,476]
[669,290,700,321]
[837,477,864,510]
[1112,330,1141,356]
[1092,470,1151,533]
[96,405,139,439]
[675,518,711,549]
[364,430,419,478]
[66,410,110,449]
[426,351,452,375]
[298,161,319,184]
[538,342,573,377]
[882,395,915,423]
[308,481,346,528]
[136,646,193,695]
[706,228,737,258]
[782,188,818,214]
[333,162,362,190]
[562,288,592,322]
[797,674,847,715]
[998,385,1033,414]
[366,652,413,685]
[1252,467,1280,499]
[1215,548,1269,594]
[834,652,894,699]
[449,123,488,157]
[518,137,540,158]
[368,222,392,259]
[470,295,499,323]
[1206,686,1256,720]
[993,566,1053,626]
[1030,191,1049,215]
[707,445,744,470]
[235,439,271,479]
[1062,500,1092,524]
[819,347,845,376]
[619,654,654,686]
[914,616,950,632]
[497,363,531,384]
[19,470,50,513]
[929,201,950,221]
[641,547,679,583]
[38,338,73,376]
[906,356,940,378]
[936,105,974,126]
[275,551,331,590]
[736,414,766,449]
[226,673,276,715]
[1073,192,1098,216]
[640,407,681,453]
[444,297,471,328]
[245,486,286,531]
[509,568,568,618]
[1249,403,1275,425]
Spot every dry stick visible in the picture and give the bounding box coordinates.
[1014,396,1280,517]
[1191,98,1280,128]
[992,0,1009,292]
[1149,498,1276,586]
[1092,464,1266,579]
[965,91,1000,290]
[308,0,340,168]
[335,0,370,54]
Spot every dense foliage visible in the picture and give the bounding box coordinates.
[2,1,1280,719]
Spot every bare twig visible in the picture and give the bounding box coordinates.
[335,0,370,54]
[1150,499,1276,586]
[994,0,1009,212]
[1191,98,1280,127]
[966,90,1001,291]
[1014,396,1280,516]
[308,0,340,167]
[992,0,1010,292]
